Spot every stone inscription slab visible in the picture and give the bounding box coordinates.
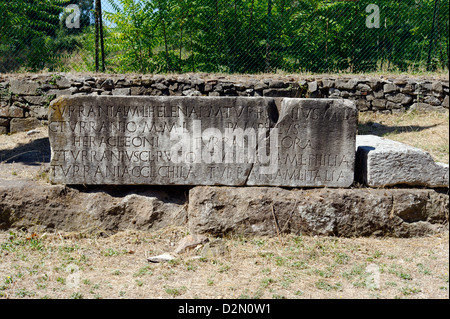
[247,98,357,187]
[48,96,357,187]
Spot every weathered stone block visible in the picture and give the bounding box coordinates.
[187,186,448,237]
[335,79,358,90]
[0,106,9,117]
[29,106,49,119]
[308,81,318,93]
[55,76,71,89]
[0,118,9,126]
[112,88,131,96]
[9,80,40,96]
[47,88,76,98]
[372,99,387,109]
[443,95,449,108]
[8,106,24,118]
[23,96,48,105]
[101,79,115,90]
[269,80,285,88]
[321,79,335,89]
[48,96,276,185]
[409,102,446,112]
[356,135,449,187]
[48,96,357,187]
[383,83,398,94]
[385,93,406,104]
[424,96,441,106]
[10,118,41,134]
[247,98,357,187]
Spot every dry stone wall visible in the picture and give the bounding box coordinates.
[0,73,448,134]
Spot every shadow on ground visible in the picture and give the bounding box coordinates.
[0,137,50,165]
[358,123,440,136]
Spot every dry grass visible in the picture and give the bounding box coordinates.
[358,109,449,164]
[0,228,448,300]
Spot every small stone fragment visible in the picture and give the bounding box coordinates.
[174,234,209,254]
[147,253,176,263]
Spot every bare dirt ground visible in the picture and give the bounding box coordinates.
[0,109,449,300]
[0,228,448,300]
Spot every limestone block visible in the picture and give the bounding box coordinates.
[48,96,357,187]
[187,186,448,237]
[356,135,449,187]
[383,83,398,94]
[335,79,358,90]
[9,80,40,96]
[48,95,276,185]
[10,118,41,134]
[112,88,131,96]
[247,98,357,187]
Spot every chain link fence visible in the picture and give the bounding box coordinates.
[1,0,448,74]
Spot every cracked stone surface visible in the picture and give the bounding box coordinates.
[0,179,447,237]
[247,98,357,187]
[48,96,357,186]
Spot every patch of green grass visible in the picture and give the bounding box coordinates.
[69,292,83,299]
[261,268,271,274]
[82,279,91,285]
[102,248,124,257]
[258,252,274,258]
[1,232,44,252]
[366,251,383,262]
[334,252,350,265]
[218,264,230,273]
[314,267,335,278]
[274,256,286,267]
[290,261,308,270]
[168,259,181,266]
[343,263,366,279]
[315,280,342,291]
[389,265,412,280]
[59,245,79,253]
[133,265,153,277]
[291,235,304,247]
[16,288,35,298]
[417,263,432,275]
[165,286,186,297]
[280,275,294,288]
[254,239,266,247]
[400,286,422,296]
[260,277,275,288]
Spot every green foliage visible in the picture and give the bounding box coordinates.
[99,0,449,73]
[0,0,71,72]
[0,0,448,73]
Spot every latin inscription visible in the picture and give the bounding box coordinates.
[48,96,357,186]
